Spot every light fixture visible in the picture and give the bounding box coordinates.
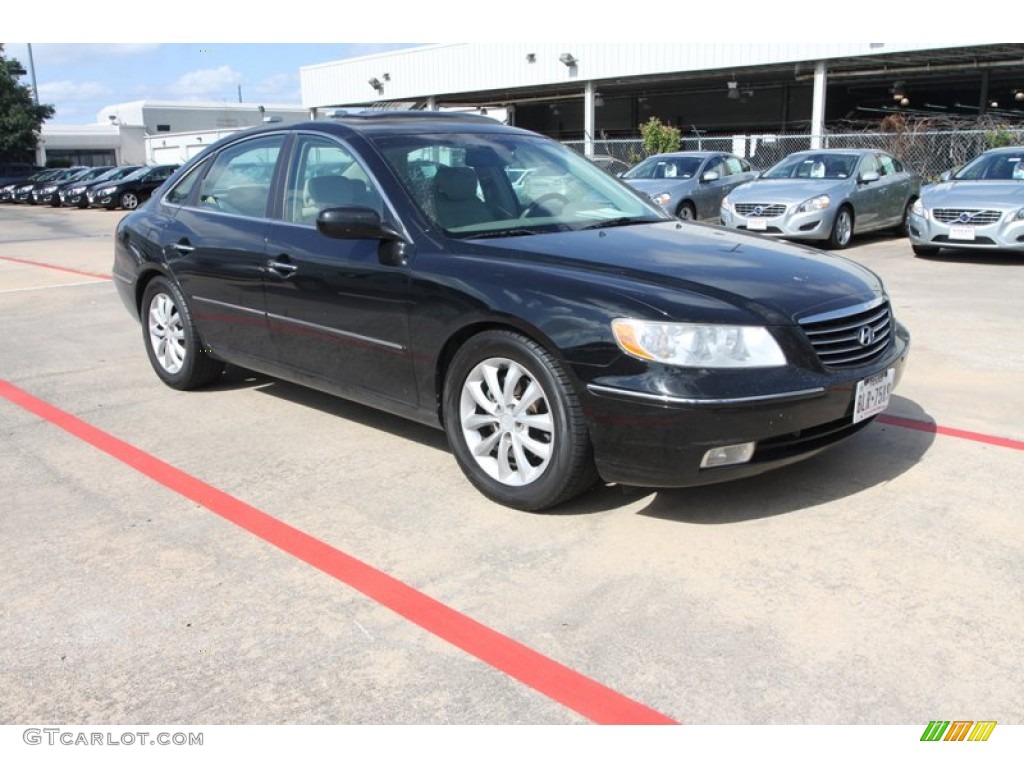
[1016,90,1024,102]
[559,53,577,67]
[595,93,604,107]
[526,53,536,63]
[368,77,383,92]
[382,73,390,81]
[727,81,740,100]
[891,81,906,102]
[990,100,999,108]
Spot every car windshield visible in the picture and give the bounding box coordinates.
[622,156,702,181]
[118,167,152,182]
[762,153,858,180]
[372,132,668,237]
[953,152,1024,181]
[90,166,138,184]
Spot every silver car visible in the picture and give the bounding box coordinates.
[908,146,1024,256]
[720,149,921,249]
[621,151,757,221]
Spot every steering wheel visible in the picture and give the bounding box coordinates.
[521,193,568,218]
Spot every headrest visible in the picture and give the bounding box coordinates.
[435,166,479,201]
[308,175,358,204]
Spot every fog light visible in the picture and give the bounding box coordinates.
[700,442,756,468]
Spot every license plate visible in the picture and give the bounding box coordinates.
[853,369,895,424]
[747,217,768,231]
[949,225,975,241]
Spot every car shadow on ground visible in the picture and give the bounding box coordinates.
[205,368,937,521]
[912,249,1024,266]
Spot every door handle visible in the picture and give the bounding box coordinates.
[171,239,194,254]
[267,256,298,277]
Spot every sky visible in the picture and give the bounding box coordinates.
[2,43,422,125]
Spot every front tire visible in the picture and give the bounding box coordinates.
[826,206,853,249]
[676,201,696,221]
[141,276,224,390]
[443,330,597,511]
[120,192,140,210]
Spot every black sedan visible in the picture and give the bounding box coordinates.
[60,165,142,208]
[88,164,178,210]
[14,167,86,204]
[113,113,909,511]
[1,169,57,203]
[42,166,114,206]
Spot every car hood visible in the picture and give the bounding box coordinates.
[728,178,849,203]
[922,180,1024,209]
[624,178,697,195]
[464,221,884,324]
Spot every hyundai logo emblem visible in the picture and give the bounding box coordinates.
[858,325,876,347]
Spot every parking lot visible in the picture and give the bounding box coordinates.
[1,203,1021,727]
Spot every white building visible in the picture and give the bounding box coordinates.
[39,100,308,167]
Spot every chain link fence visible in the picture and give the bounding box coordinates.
[565,127,1024,181]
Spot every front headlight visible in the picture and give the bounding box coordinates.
[797,194,830,213]
[650,193,672,207]
[68,186,85,195]
[721,195,733,212]
[96,187,116,196]
[1013,207,1024,221]
[41,185,58,194]
[912,199,926,217]
[612,319,786,368]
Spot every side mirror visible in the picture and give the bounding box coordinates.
[939,169,953,182]
[317,206,401,241]
[859,170,881,184]
[701,171,720,182]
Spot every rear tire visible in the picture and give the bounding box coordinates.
[443,330,597,511]
[141,276,224,390]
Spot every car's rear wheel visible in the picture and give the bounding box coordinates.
[443,330,597,511]
[912,244,941,257]
[120,192,139,210]
[676,201,696,220]
[141,276,224,390]
[826,206,853,249]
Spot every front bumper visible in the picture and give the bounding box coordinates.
[583,326,910,488]
[721,203,835,241]
[908,209,1024,251]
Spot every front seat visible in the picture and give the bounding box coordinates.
[432,166,491,229]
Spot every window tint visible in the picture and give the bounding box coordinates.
[199,136,283,218]
[859,154,881,176]
[877,154,897,176]
[165,159,209,206]
[284,135,383,225]
[723,156,745,175]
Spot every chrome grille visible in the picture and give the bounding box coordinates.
[932,208,1002,226]
[799,300,892,369]
[735,203,787,217]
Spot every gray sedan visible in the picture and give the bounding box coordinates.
[621,151,757,221]
[908,146,1024,256]
[720,149,921,249]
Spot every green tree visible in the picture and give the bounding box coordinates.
[639,116,681,157]
[0,44,55,162]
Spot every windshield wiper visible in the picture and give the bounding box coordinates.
[578,216,661,230]
[467,228,545,240]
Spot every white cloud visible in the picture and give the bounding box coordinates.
[249,73,300,103]
[168,65,243,99]
[39,80,112,102]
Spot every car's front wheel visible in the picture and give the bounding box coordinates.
[676,201,696,221]
[141,276,224,390]
[443,330,597,511]
[120,192,140,210]
[826,206,854,249]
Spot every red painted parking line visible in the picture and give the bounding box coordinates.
[877,414,1024,451]
[0,255,111,281]
[0,379,677,725]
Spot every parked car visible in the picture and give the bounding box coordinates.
[0,161,45,188]
[720,149,921,249]
[1,169,57,203]
[60,166,142,208]
[14,167,86,204]
[40,166,114,206]
[621,151,758,221]
[908,146,1024,256]
[88,164,179,210]
[112,112,909,511]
